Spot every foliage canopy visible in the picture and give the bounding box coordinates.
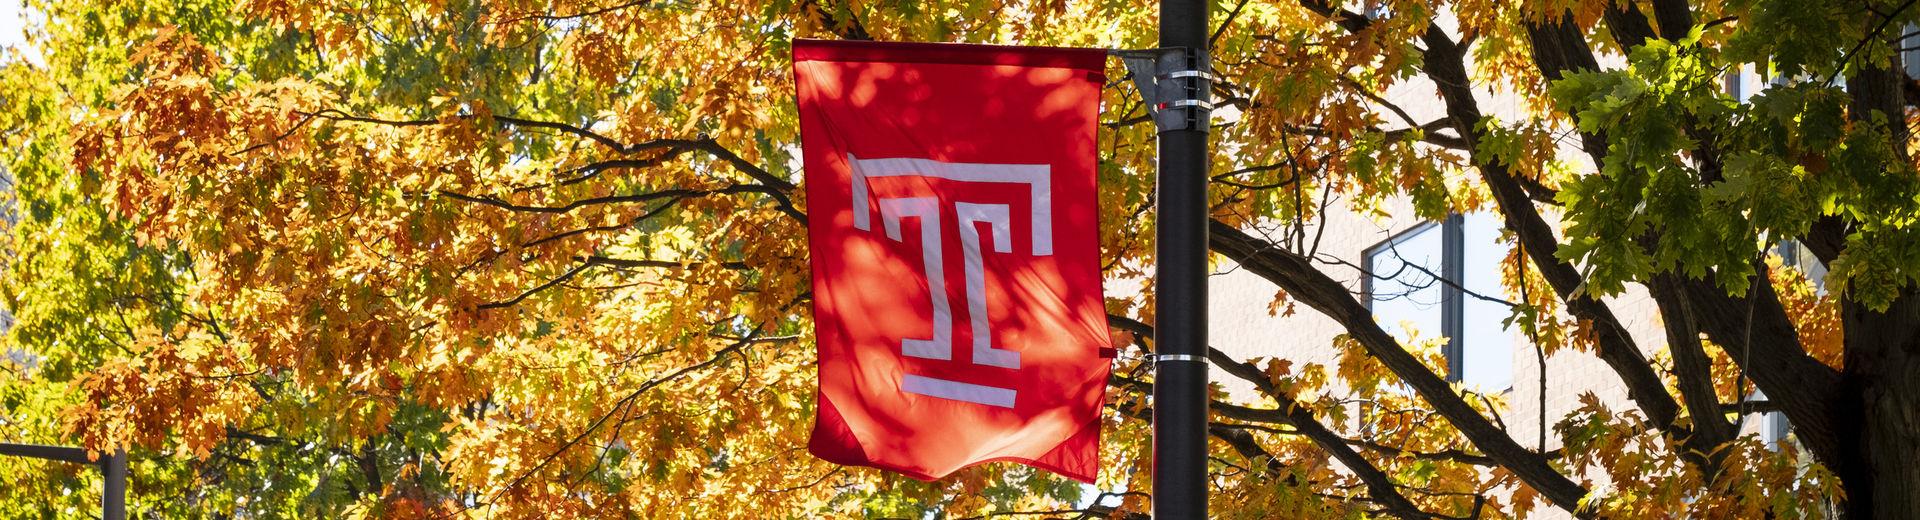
[3,0,1918,518]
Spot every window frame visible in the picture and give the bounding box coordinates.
[1362,215,1468,384]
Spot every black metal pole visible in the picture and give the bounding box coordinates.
[103,449,126,520]
[0,443,126,519]
[1152,0,1211,518]
[0,442,89,463]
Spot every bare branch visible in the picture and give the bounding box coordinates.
[476,261,596,310]
[492,0,654,25]
[440,184,770,215]
[305,109,807,224]
[579,255,751,271]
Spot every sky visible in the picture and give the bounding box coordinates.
[0,1,43,66]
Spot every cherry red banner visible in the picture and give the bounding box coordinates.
[795,39,1113,483]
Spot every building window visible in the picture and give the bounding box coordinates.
[1906,24,1920,80]
[1748,389,1793,449]
[1725,63,1798,103]
[1363,213,1515,391]
[1763,407,1791,448]
[1364,1,1389,19]
[1778,240,1828,293]
[1725,65,1754,102]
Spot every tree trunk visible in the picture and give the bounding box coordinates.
[1841,294,1920,520]
[1840,46,1920,518]
[1858,366,1920,520]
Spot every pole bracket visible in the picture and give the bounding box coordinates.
[1150,353,1209,364]
[1115,47,1213,133]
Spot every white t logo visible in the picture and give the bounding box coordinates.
[852,154,1054,408]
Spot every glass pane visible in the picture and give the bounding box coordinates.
[1461,213,1515,391]
[1789,241,1828,294]
[1367,225,1445,349]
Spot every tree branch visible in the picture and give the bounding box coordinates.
[441,184,771,215]
[579,255,751,271]
[1647,274,1736,477]
[1496,5,1846,477]
[1418,15,1688,453]
[1674,267,1845,471]
[1208,221,1593,516]
[493,0,654,24]
[476,261,597,310]
[1108,314,1439,519]
[307,110,808,224]
[484,302,799,507]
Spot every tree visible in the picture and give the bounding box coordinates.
[1,0,1914,518]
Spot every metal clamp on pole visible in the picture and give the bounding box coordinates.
[1116,47,1214,133]
[1151,48,1213,133]
[1151,353,1208,365]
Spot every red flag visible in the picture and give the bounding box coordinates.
[795,39,1113,483]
